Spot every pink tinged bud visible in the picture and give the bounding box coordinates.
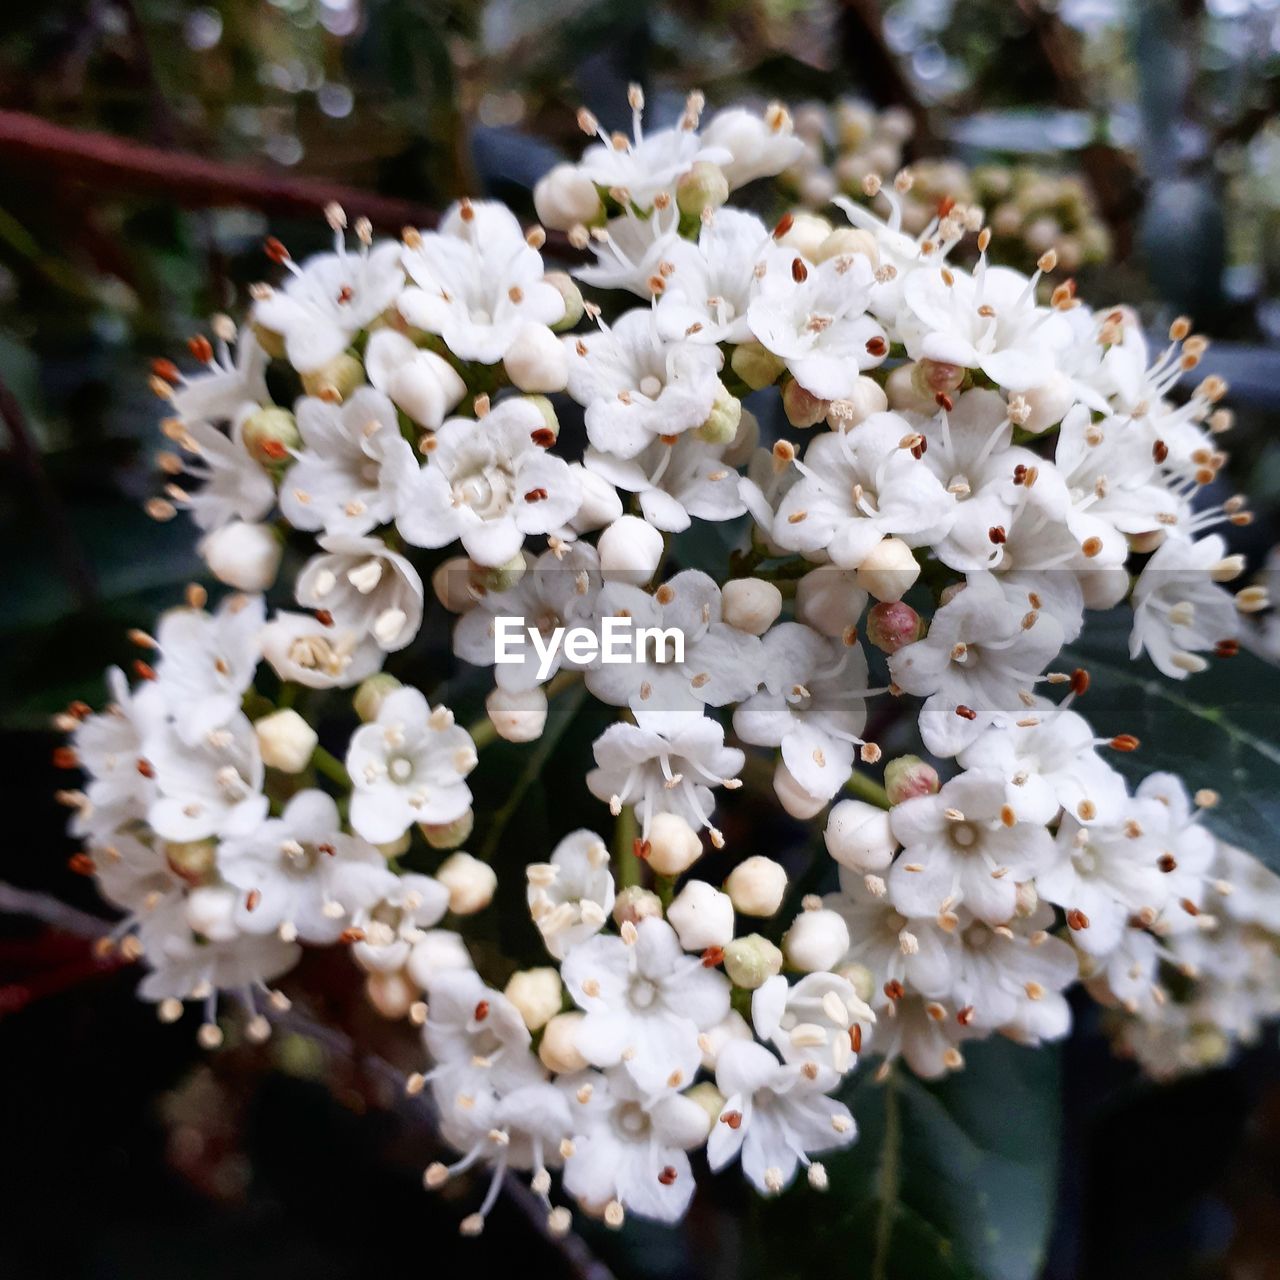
[883,755,940,805]
[781,378,830,428]
[914,359,965,396]
[866,601,924,653]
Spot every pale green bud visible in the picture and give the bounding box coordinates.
[723,934,784,989]
[354,673,402,723]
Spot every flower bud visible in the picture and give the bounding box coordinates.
[777,213,831,260]
[240,405,300,466]
[472,552,527,594]
[866,600,924,653]
[567,463,624,534]
[645,812,703,876]
[912,358,965,398]
[883,755,939,805]
[696,382,742,444]
[724,855,788,916]
[684,1082,727,1133]
[885,363,937,413]
[386,350,466,428]
[504,967,563,1032]
[783,907,850,973]
[813,227,879,266]
[667,880,735,950]
[835,961,875,1005]
[254,708,318,774]
[795,565,868,637]
[598,514,664,585]
[1019,372,1074,434]
[164,837,218,885]
[697,1011,753,1071]
[773,759,827,819]
[721,578,782,636]
[366,968,417,1019]
[545,271,585,332]
[301,352,365,401]
[431,557,476,613]
[827,376,888,430]
[825,799,896,871]
[354,673,402,723]
[676,161,730,218]
[419,809,474,850]
[782,378,830,428]
[855,537,919,602]
[723,933,784,988]
[200,521,282,592]
[722,407,760,468]
[1079,564,1131,611]
[376,833,412,859]
[435,852,496,916]
[486,685,548,743]
[613,885,664,927]
[538,1011,589,1073]
[533,163,604,231]
[251,321,286,359]
[730,340,786,391]
[185,885,238,942]
[503,325,569,393]
[406,929,473,988]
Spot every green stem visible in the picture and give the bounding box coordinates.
[847,770,892,810]
[871,1071,902,1280]
[614,803,640,889]
[311,745,351,790]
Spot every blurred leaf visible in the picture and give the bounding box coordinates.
[1066,609,1280,862]
[746,1038,1062,1280]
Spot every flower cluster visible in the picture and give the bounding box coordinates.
[58,87,1278,1237]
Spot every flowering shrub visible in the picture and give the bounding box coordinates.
[58,87,1280,1242]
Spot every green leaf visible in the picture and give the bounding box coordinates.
[1066,610,1280,864]
[745,1038,1062,1280]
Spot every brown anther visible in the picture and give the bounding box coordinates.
[150,358,181,384]
[336,285,354,305]
[956,1005,975,1026]
[264,236,290,264]
[317,843,337,857]
[772,213,794,240]
[1081,536,1103,558]
[1013,464,1027,485]
[658,1166,679,1186]
[701,947,724,968]
[68,701,92,720]
[133,660,157,681]
[633,837,652,862]
[1066,909,1090,931]
[136,758,155,779]
[1152,440,1169,465]
[850,1024,863,1053]
[1159,854,1178,873]
[1215,639,1239,658]
[187,335,214,363]
[245,889,261,913]
[1180,898,1200,917]
[721,1110,743,1129]
[474,1000,490,1022]
[68,852,96,877]
[1109,734,1140,752]
[883,979,905,1001]
[51,746,78,769]
[260,439,289,462]
[530,428,556,449]
[314,609,335,627]
[339,927,366,943]
[988,525,1007,545]
[935,392,954,412]
[955,705,977,721]
[791,257,809,283]
[1069,668,1090,696]
[866,335,888,358]
[524,488,549,503]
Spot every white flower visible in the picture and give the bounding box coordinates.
[587,718,744,842]
[563,309,724,459]
[652,208,771,345]
[700,105,807,189]
[253,237,404,372]
[199,520,282,592]
[1037,812,1169,956]
[561,1068,710,1224]
[752,973,873,1074]
[145,711,267,843]
[586,571,763,727]
[220,789,390,943]
[70,667,166,839]
[747,244,885,399]
[169,327,270,427]
[260,610,384,689]
[900,260,1070,392]
[887,771,1056,925]
[151,594,264,746]
[561,917,730,1094]
[396,397,582,567]
[345,687,477,843]
[584,434,745,533]
[295,534,424,652]
[364,329,466,429]
[1131,772,1216,933]
[279,388,419,539]
[451,543,602,691]
[351,872,451,973]
[708,1040,855,1195]
[526,829,616,960]
[733,622,871,801]
[888,571,1064,757]
[169,416,276,533]
[770,415,953,569]
[1130,534,1239,677]
[866,993,975,1078]
[956,708,1128,826]
[89,830,186,914]
[400,201,565,364]
[574,204,684,298]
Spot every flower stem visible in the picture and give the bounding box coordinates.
[847,770,891,810]
[614,803,639,889]
[311,745,351,790]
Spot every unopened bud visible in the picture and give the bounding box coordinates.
[613,885,664,927]
[503,326,568,393]
[696,382,742,444]
[200,521,282,591]
[796,566,868,638]
[774,759,827,819]
[406,929,473,988]
[538,1011,589,1073]
[825,799,896,872]
[783,908,850,973]
[431,557,476,613]
[164,838,219,885]
[668,880,735,950]
[1018,373,1074,434]
[835,961,875,1004]
[782,378,830,428]
[813,227,879,266]
[912,359,965,397]
[240,405,300,466]
[645,812,704,876]
[545,272,585,332]
[300,352,365,401]
[684,1082,727,1134]
[365,968,417,1020]
[254,708,318,774]
[730,340,786,391]
[533,164,604,231]
[827,377,888,429]
[776,213,831,260]
[723,934,785,989]
[866,600,924,653]
[486,685,548,743]
[504,967,563,1031]
[676,161,730,218]
[855,537,920,602]
[724,855,787,916]
[598,514,664,585]
[472,552,527,593]
[883,755,940,805]
[354,673,402,723]
[435,852,497,916]
[885,363,937,414]
[721,578,782,636]
[419,809,474,850]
